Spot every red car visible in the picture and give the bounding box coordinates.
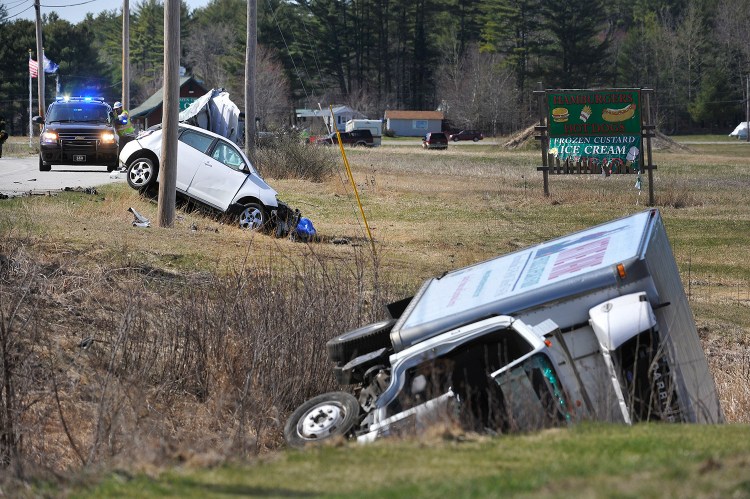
[422,132,448,150]
[449,130,483,142]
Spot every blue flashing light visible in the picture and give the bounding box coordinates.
[84,96,92,101]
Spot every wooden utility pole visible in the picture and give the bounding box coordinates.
[244,0,257,152]
[157,0,180,227]
[746,74,749,143]
[33,0,45,118]
[122,0,130,110]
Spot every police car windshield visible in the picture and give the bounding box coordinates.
[48,102,110,124]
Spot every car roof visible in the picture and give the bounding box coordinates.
[179,122,227,139]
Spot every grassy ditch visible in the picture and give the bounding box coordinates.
[0,136,748,491]
[72,424,750,498]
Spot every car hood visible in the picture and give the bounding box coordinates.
[45,123,114,133]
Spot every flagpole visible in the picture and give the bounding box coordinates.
[34,0,45,118]
[29,50,33,147]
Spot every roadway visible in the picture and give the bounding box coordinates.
[0,155,125,198]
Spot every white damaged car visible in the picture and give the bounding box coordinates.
[119,124,292,231]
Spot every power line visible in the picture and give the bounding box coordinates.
[265,0,309,102]
[39,0,100,7]
[4,2,34,20]
[5,0,31,10]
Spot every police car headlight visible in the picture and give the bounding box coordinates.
[41,131,58,144]
[101,131,116,143]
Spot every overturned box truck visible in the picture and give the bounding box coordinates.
[284,209,723,447]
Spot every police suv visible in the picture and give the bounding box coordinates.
[33,97,119,172]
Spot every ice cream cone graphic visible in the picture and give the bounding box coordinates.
[625,146,639,167]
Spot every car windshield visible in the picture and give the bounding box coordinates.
[47,102,110,124]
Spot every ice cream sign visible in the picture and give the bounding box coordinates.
[547,89,642,168]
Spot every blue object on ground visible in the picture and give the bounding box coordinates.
[295,217,316,241]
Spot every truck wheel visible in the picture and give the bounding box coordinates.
[284,392,360,448]
[107,161,119,172]
[326,319,396,363]
[39,156,51,172]
[473,137,479,142]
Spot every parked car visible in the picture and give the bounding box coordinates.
[315,129,374,147]
[33,96,119,172]
[449,129,483,142]
[421,132,448,150]
[284,210,722,447]
[119,124,293,231]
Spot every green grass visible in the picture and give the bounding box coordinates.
[669,133,746,143]
[2,138,750,497]
[69,424,750,498]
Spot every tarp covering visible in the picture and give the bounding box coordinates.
[179,89,241,144]
[729,121,748,138]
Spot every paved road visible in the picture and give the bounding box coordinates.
[0,155,125,197]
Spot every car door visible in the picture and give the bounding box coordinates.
[187,138,251,211]
[176,129,215,192]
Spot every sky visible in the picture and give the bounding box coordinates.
[6,0,211,25]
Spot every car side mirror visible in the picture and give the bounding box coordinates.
[32,116,44,125]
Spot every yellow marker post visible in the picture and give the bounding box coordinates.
[329,106,376,255]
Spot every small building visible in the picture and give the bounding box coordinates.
[295,105,366,134]
[384,110,444,137]
[130,76,208,130]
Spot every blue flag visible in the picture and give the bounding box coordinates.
[43,55,59,74]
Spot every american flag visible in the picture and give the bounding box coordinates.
[29,57,38,78]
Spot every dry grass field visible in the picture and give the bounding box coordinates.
[0,137,749,482]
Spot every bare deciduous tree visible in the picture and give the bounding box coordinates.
[255,46,291,130]
[715,0,750,67]
[437,45,519,135]
[184,23,234,89]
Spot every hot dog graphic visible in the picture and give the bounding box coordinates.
[601,103,636,123]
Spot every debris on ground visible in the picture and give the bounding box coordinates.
[129,207,151,228]
[292,217,317,242]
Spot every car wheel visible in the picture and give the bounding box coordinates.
[326,319,396,363]
[473,137,479,142]
[126,157,157,190]
[39,156,51,172]
[453,137,459,142]
[238,202,267,231]
[107,161,119,172]
[284,392,360,448]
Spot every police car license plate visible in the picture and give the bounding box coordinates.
[73,155,86,162]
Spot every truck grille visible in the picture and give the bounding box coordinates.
[58,131,101,149]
